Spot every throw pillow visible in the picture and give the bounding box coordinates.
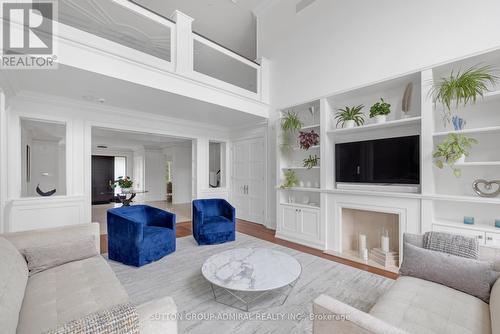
[23,236,98,276]
[423,231,479,259]
[400,242,493,303]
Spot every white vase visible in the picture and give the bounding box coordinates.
[400,111,410,119]
[344,120,355,128]
[374,115,387,123]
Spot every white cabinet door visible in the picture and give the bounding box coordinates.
[299,207,320,240]
[231,138,265,224]
[486,232,500,248]
[281,205,298,233]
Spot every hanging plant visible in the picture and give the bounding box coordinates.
[303,155,320,169]
[280,169,299,189]
[431,65,499,124]
[281,111,303,133]
[298,130,319,150]
[433,133,478,177]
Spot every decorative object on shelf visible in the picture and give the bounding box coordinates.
[298,130,319,150]
[358,234,367,259]
[302,196,310,205]
[308,105,317,124]
[401,82,413,119]
[306,181,312,188]
[381,228,390,253]
[299,180,305,187]
[433,133,478,177]
[314,181,320,188]
[463,216,475,225]
[369,98,391,123]
[110,176,133,192]
[472,179,500,198]
[303,154,320,169]
[452,116,466,131]
[288,195,295,204]
[369,248,399,268]
[281,111,303,133]
[36,184,56,197]
[334,105,365,128]
[431,65,499,125]
[281,169,299,189]
[495,219,500,228]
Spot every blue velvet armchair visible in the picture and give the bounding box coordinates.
[192,199,235,245]
[107,205,176,267]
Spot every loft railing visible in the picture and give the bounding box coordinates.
[54,0,268,103]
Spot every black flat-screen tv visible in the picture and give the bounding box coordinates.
[335,135,420,184]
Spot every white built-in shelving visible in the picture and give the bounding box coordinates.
[433,125,500,137]
[327,117,421,135]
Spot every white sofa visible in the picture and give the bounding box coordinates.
[0,223,177,334]
[313,236,500,334]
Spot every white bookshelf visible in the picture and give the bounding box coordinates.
[327,117,421,135]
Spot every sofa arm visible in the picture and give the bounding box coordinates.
[3,223,100,253]
[137,296,178,334]
[313,295,407,334]
[151,210,176,231]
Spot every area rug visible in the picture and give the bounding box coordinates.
[107,233,394,334]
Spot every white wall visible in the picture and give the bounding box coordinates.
[257,0,500,108]
[171,143,192,204]
[144,149,167,201]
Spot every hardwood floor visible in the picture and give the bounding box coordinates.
[101,219,397,280]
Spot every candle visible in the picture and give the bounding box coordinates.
[381,235,390,253]
[358,234,367,258]
[362,248,369,261]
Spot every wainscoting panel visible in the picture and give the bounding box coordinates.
[6,195,85,232]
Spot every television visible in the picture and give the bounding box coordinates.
[335,135,420,184]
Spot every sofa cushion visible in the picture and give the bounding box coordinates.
[491,278,500,334]
[0,237,29,334]
[22,236,98,276]
[16,255,129,334]
[370,276,491,334]
[400,242,493,302]
[200,216,233,233]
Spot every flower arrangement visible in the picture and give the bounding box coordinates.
[110,176,133,189]
[303,155,320,169]
[298,130,319,150]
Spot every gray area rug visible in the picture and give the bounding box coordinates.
[108,233,393,334]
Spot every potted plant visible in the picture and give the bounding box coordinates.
[110,176,133,193]
[280,169,299,189]
[433,133,478,177]
[303,155,320,169]
[281,111,303,134]
[334,105,365,128]
[298,130,319,150]
[431,65,498,125]
[369,98,391,123]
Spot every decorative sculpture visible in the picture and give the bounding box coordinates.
[472,179,500,198]
[36,184,56,197]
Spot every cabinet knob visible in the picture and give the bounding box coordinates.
[487,236,493,241]
[478,235,483,239]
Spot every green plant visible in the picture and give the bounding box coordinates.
[433,133,478,177]
[281,111,303,133]
[369,98,391,118]
[280,169,299,188]
[303,155,320,169]
[334,105,365,127]
[431,65,499,123]
[110,176,133,189]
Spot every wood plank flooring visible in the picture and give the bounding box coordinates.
[100,219,397,280]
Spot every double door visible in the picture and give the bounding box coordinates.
[231,137,265,224]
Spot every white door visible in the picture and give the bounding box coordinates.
[231,137,265,224]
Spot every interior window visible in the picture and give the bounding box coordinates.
[21,118,66,197]
[113,156,127,195]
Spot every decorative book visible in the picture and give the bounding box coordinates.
[369,248,399,268]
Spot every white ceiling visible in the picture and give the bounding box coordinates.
[92,127,190,151]
[4,64,266,128]
[133,0,264,60]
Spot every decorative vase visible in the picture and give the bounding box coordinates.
[344,120,355,128]
[400,111,410,119]
[358,234,367,258]
[374,115,387,123]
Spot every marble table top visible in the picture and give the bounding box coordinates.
[201,248,302,292]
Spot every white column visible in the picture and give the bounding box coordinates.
[0,91,6,233]
[194,138,209,198]
[258,57,271,104]
[420,69,435,195]
[170,10,194,76]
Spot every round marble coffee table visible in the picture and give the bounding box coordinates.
[202,248,302,311]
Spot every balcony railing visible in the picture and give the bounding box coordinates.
[54,0,268,103]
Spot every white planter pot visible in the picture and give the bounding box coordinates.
[344,120,355,128]
[456,155,466,164]
[374,115,387,123]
